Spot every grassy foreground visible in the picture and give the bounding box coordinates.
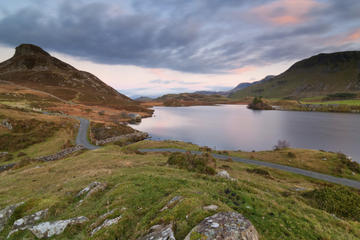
[1,141,360,239]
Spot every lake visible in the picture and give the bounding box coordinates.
[132,105,360,162]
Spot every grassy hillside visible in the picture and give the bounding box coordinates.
[1,142,360,239]
[230,51,360,99]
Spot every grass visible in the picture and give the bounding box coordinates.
[303,99,360,106]
[122,140,200,152]
[0,142,360,239]
[228,148,360,181]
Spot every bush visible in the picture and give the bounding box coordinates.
[287,152,296,158]
[273,140,290,150]
[324,92,357,100]
[337,152,360,174]
[167,152,216,175]
[302,186,360,221]
[246,168,272,178]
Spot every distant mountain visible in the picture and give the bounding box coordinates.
[229,75,275,94]
[230,51,360,99]
[0,44,149,112]
[193,75,274,96]
[135,96,154,102]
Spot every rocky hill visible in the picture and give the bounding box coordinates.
[0,44,150,113]
[230,51,360,99]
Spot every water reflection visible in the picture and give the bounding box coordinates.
[132,105,360,162]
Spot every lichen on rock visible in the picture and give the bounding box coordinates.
[184,211,258,240]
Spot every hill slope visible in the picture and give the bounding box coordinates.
[0,44,149,112]
[230,51,360,99]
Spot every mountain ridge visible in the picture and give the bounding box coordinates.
[0,44,149,112]
[230,51,360,99]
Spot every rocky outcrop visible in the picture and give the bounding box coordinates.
[0,163,15,173]
[76,182,107,199]
[1,119,12,130]
[7,209,48,238]
[29,216,88,238]
[35,145,84,162]
[160,196,183,212]
[91,215,122,236]
[184,212,259,240]
[138,224,176,240]
[95,132,148,146]
[0,202,24,232]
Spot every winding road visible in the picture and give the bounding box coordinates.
[138,148,360,190]
[75,117,100,150]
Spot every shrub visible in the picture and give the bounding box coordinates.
[167,152,216,175]
[324,92,357,100]
[246,168,272,178]
[273,140,290,150]
[302,186,360,221]
[287,152,296,158]
[337,152,360,174]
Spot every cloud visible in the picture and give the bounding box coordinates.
[0,0,359,76]
[149,79,201,85]
[251,0,323,25]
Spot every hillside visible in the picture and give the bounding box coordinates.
[230,51,360,99]
[0,44,151,113]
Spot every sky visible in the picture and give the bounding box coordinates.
[0,0,359,98]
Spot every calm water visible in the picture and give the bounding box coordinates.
[132,105,360,162]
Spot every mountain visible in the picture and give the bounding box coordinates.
[228,75,275,94]
[0,44,149,112]
[193,75,274,96]
[230,51,360,99]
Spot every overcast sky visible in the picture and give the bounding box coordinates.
[0,0,359,98]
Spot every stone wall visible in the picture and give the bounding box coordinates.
[35,145,85,162]
[95,132,148,146]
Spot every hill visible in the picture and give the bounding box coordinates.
[0,44,151,113]
[230,51,360,99]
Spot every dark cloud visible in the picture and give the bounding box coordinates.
[0,0,359,73]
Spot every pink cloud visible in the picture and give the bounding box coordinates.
[230,66,256,74]
[251,0,322,26]
[343,29,360,43]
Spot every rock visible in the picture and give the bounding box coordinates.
[160,196,183,212]
[89,209,117,229]
[216,170,231,179]
[203,205,218,211]
[7,209,48,238]
[1,119,12,130]
[0,152,8,157]
[137,224,175,240]
[0,202,24,232]
[91,215,122,236]
[29,216,88,238]
[76,182,107,200]
[128,113,142,123]
[184,212,259,240]
[322,157,327,161]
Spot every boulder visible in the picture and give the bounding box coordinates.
[128,113,142,123]
[91,215,122,236]
[160,196,183,212]
[137,224,175,240]
[216,170,231,179]
[184,212,258,240]
[29,216,88,238]
[1,119,12,130]
[0,202,24,232]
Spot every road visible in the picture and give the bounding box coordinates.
[75,117,100,150]
[138,148,360,190]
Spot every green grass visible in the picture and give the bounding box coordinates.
[0,143,360,239]
[303,99,360,106]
